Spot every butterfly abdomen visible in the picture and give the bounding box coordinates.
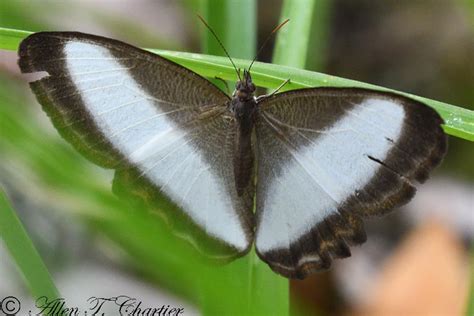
[232,98,257,196]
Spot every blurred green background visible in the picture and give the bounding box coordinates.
[0,1,473,315]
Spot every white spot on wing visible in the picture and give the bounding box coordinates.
[64,41,248,250]
[256,98,405,252]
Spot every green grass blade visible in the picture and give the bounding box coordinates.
[199,0,256,91]
[273,0,315,68]
[307,0,332,71]
[153,50,474,141]
[1,26,472,140]
[0,189,60,300]
[0,27,30,50]
[158,34,472,143]
[200,0,256,60]
[222,0,256,60]
[200,0,226,56]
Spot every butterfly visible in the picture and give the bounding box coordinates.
[18,31,447,279]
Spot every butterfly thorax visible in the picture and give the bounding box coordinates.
[231,70,258,196]
[231,69,257,121]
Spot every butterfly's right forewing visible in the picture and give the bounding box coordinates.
[19,32,254,257]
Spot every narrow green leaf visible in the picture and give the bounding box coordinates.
[152,50,474,141]
[273,0,315,68]
[199,0,256,91]
[0,27,30,50]
[222,0,256,60]
[307,0,332,70]
[200,0,256,60]
[1,26,472,140]
[0,189,60,300]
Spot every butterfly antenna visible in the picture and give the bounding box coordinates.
[197,14,241,81]
[248,18,290,73]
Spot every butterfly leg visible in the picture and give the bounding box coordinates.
[256,78,291,102]
[214,76,231,95]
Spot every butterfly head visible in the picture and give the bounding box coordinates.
[234,69,256,102]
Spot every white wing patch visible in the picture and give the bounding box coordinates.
[64,41,248,250]
[256,99,405,252]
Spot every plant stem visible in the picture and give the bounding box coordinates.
[273,0,316,69]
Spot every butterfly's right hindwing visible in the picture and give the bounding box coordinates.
[254,88,447,278]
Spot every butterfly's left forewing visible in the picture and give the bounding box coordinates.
[255,88,446,278]
[19,32,254,258]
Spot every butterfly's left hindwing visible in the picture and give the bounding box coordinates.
[255,88,447,278]
[19,32,254,258]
